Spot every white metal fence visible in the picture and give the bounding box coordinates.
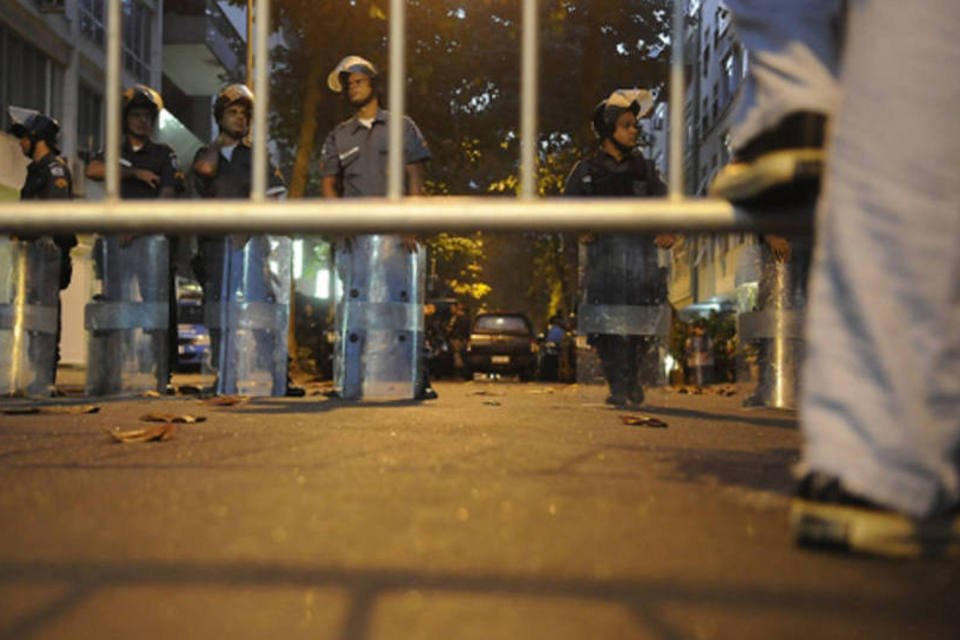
[0,0,807,235]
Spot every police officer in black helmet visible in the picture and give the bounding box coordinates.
[84,84,182,394]
[5,106,77,393]
[564,89,676,409]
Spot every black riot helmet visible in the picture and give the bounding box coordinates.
[123,84,164,121]
[6,106,61,155]
[591,88,654,141]
[213,83,254,125]
[327,55,379,94]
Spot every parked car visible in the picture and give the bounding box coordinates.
[175,279,210,372]
[465,312,538,381]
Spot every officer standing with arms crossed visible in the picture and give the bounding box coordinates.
[319,55,436,401]
[85,85,182,395]
[192,84,299,397]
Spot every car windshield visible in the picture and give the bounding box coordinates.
[473,315,530,336]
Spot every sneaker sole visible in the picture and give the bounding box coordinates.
[790,498,960,559]
[709,148,824,202]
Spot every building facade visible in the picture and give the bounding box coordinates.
[0,0,244,364]
[650,0,758,315]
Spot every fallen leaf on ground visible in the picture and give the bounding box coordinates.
[141,390,162,398]
[177,385,204,395]
[525,387,555,394]
[40,404,101,415]
[1,404,100,415]
[200,395,249,406]
[482,400,502,407]
[619,414,668,428]
[714,386,738,396]
[140,413,206,424]
[104,424,177,443]
[0,406,39,415]
[471,390,504,397]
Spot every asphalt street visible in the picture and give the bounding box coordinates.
[0,377,957,639]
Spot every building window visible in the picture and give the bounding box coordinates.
[123,0,152,82]
[723,53,736,103]
[0,23,64,131]
[79,0,105,47]
[78,0,152,82]
[77,82,103,155]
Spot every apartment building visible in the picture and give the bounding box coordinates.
[650,0,758,315]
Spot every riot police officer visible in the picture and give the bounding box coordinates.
[192,84,295,397]
[2,107,76,395]
[84,85,182,395]
[564,89,676,408]
[319,55,436,401]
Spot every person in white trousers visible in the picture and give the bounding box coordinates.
[713,0,960,558]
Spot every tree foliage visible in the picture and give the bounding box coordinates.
[259,0,672,316]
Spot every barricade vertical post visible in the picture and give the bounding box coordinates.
[388,0,406,201]
[520,0,539,199]
[252,0,270,202]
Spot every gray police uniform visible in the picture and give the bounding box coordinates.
[319,109,431,400]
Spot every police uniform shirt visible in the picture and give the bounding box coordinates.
[563,149,666,198]
[21,152,72,201]
[93,139,184,199]
[20,152,76,286]
[319,108,431,197]
[192,141,286,199]
[564,148,668,305]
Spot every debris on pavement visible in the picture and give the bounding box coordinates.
[140,413,207,424]
[1,404,101,415]
[141,390,162,398]
[482,400,502,407]
[177,384,205,395]
[200,395,249,407]
[471,390,504,397]
[619,414,668,429]
[104,424,177,443]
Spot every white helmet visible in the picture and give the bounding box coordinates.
[327,55,378,93]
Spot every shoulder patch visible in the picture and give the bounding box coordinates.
[54,177,69,190]
[49,164,66,177]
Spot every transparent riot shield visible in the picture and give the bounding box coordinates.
[85,235,170,396]
[738,237,812,409]
[200,235,291,396]
[334,234,425,401]
[0,238,62,397]
[576,234,670,406]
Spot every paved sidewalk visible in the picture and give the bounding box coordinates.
[0,381,957,639]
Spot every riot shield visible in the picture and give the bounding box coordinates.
[334,234,425,401]
[200,235,291,396]
[738,237,812,409]
[0,238,62,396]
[85,235,170,395]
[576,233,670,405]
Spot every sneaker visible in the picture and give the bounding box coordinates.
[605,394,626,407]
[628,386,645,407]
[415,386,438,401]
[285,385,306,398]
[790,473,960,559]
[709,112,826,205]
